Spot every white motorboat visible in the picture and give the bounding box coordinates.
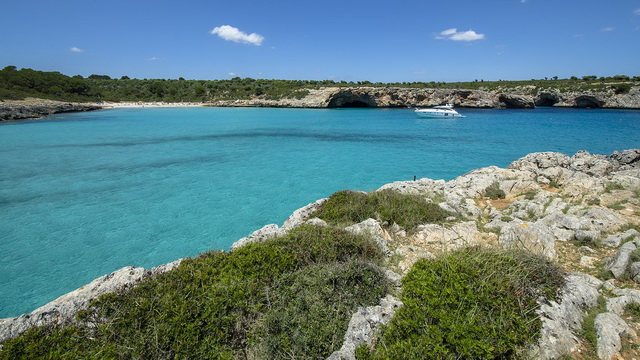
[414,104,464,118]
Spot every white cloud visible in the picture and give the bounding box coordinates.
[435,28,485,41]
[228,72,236,76]
[210,25,264,46]
[601,27,614,32]
[148,57,159,61]
[634,8,640,15]
[70,47,85,53]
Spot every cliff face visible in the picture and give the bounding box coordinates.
[208,86,640,109]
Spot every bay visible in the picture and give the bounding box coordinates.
[0,106,639,317]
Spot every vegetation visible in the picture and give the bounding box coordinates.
[313,190,453,232]
[356,247,565,360]
[484,182,506,200]
[1,66,638,103]
[0,225,389,360]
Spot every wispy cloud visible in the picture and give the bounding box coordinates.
[148,57,159,61]
[210,25,264,46]
[435,28,485,41]
[228,72,236,76]
[601,27,614,32]
[69,47,85,53]
[634,8,640,15]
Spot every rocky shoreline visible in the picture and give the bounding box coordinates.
[2,148,640,359]
[208,86,640,109]
[1,85,639,122]
[0,98,103,122]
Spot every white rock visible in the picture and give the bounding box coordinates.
[499,222,557,260]
[345,219,391,256]
[231,223,286,250]
[282,198,328,229]
[604,241,637,279]
[594,312,637,360]
[602,229,639,248]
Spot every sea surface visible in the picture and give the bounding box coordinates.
[1,107,639,317]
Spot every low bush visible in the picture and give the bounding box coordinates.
[313,189,453,232]
[485,182,506,200]
[0,225,389,360]
[356,246,565,360]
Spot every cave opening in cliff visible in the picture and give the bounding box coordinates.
[575,97,602,108]
[338,100,370,108]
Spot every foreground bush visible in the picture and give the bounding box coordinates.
[313,190,453,232]
[0,225,388,360]
[356,247,565,360]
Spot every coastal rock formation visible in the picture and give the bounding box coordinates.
[0,260,182,343]
[0,98,102,121]
[208,85,640,109]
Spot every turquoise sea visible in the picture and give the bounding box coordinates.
[1,107,639,317]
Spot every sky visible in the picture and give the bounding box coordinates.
[1,0,639,82]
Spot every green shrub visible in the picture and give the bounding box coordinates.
[604,182,625,193]
[313,189,453,232]
[485,182,506,200]
[0,225,388,360]
[356,247,565,360]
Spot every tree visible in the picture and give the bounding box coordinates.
[120,75,130,80]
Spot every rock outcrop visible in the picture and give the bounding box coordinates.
[208,86,640,109]
[0,98,103,121]
[0,260,182,343]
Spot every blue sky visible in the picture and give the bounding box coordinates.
[1,0,639,82]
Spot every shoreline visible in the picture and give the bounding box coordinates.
[2,147,639,351]
[97,101,205,108]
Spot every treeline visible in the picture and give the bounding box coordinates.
[1,65,638,103]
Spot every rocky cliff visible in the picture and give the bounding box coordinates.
[0,98,103,122]
[208,86,640,109]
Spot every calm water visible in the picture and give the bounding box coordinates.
[1,107,639,317]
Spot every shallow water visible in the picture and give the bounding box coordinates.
[1,107,639,317]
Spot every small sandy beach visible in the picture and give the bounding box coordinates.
[97,101,205,108]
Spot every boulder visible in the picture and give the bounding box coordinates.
[604,241,637,279]
[413,221,481,251]
[345,219,391,256]
[594,312,637,360]
[532,273,602,359]
[602,229,639,248]
[231,224,286,250]
[499,222,557,260]
[282,198,328,229]
[377,178,445,196]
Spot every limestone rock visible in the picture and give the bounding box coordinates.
[532,273,602,359]
[282,198,328,229]
[413,221,481,251]
[602,229,639,248]
[499,222,557,260]
[631,262,640,283]
[305,217,328,227]
[327,295,402,360]
[604,241,637,279]
[345,219,391,256]
[231,224,286,250]
[606,288,640,315]
[569,151,614,177]
[0,263,180,343]
[610,149,640,169]
[594,312,637,360]
[377,178,445,196]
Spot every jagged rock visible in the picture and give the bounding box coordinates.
[508,152,572,173]
[231,224,286,250]
[282,198,328,229]
[532,273,602,359]
[572,208,626,233]
[413,221,481,251]
[377,178,445,196]
[608,172,640,191]
[604,241,637,279]
[594,312,637,360]
[498,93,535,109]
[327,295,402,360]
[602,229,639,248]
[610,149,640,169]
[0,98,103,121]
[499,222,556,260]
[569,151,614,177]
[345,219,391,256]
[606,289,640,315]
[0,261,181,343]
[499,179,540,198]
